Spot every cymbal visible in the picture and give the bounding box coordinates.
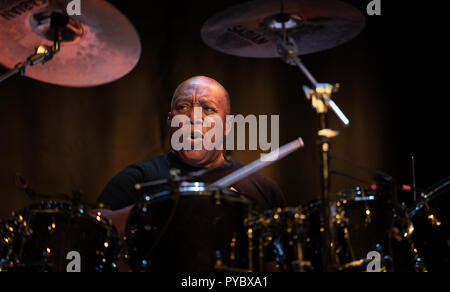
[201,0,365,58]
[0,0,141,87]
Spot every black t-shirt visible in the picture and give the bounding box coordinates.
[97,152,286,210]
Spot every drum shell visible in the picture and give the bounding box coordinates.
[333,190,392,262]
[249,203,323,272]
[125,186,254,272]
[407,180,450,271]
[0,220,9,269]
[251,188,392,272]
[1,201,119,272]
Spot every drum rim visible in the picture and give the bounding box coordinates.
[1,201,120,272]
[409,176,450,217]
[143,182,253,205]
[422,176,450,201]
[10,200,116,230]
[335,186,376,202]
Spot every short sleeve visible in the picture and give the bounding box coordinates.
[97,165,145,210]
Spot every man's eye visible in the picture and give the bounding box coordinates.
[204,106,216,112]
[177,105,188,110]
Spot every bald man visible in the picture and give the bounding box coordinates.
[96,76,286,234]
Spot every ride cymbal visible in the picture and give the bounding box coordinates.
[201,0,365,58]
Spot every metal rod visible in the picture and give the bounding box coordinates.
[281,38,350,127]
[326,97,350,126]
[289,54,318,86]
[318,113,337,271]
[0,68,21,83]
[135,178,170,190]
[280,0,287,42]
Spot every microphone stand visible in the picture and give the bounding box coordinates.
[277,36,350,271]
[0,12,68,83]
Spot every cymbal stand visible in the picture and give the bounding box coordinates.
[0,12,68,83]
[277,36,350,271]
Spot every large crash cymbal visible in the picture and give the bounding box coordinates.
[0,0,141,87]
[201,0,365,58]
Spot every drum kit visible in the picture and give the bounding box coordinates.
[0,0,449,272]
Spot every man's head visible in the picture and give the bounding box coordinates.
[168,76,231,168]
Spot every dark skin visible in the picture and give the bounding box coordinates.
[169,76,232,168]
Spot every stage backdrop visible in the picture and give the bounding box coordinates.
[0,0,448,218]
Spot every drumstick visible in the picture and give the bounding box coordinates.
[212,137,304,188]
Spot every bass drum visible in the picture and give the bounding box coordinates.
[125,182,255,272]
[1,200,119,272]
[402,177,450,271]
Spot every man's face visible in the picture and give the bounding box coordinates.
[169,77,229,167]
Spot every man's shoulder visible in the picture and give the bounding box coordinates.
[120,153,170,181]
[133,153,169,169]
[246,172,283,195]
[241,170,270,184]
[229,160,280,189]
[229,161,286,209]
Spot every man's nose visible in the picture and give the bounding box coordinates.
[188,107,203,125]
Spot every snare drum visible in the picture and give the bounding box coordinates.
[1,200,119,272]
[125,182,255,272]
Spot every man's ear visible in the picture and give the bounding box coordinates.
[224,115,234,137]
[167,112,172,126]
